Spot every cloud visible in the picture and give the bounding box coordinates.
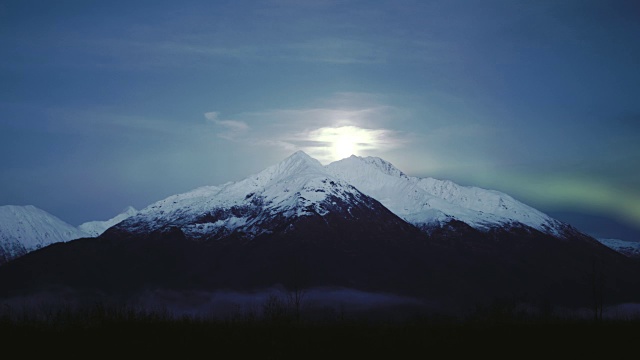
[205,112,250,140]
[238,93,402,130]
[202,94,409,163]
[45,107,200,138]
[294,125,404,163]
[146,35,460,66]
[282,38,386,64]
[82,36,387,69]
[252,124,406,164]
[39,3,461,70]
[156,37,386,65]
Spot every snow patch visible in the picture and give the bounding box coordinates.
[597,238,640,258]
[0,205,88,263]
[78,206,138,237]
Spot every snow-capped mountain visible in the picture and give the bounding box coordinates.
[78,206,138,237]
[2,151,640,315]
[115,151,398,241]
[115,151,569,240]
[597,238,640,259]
[0,205,88,265]
[326,155,566,235]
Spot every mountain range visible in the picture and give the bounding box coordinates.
[0,205,137,265]
[1,151,638,316]
[104,151,578,241]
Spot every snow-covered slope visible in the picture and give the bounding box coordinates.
[326,155,564,234]
[116,151,569,242]
[0,205,88,264]
[116,151,379,240]
[79,206,138,237]
[597,238,640,259]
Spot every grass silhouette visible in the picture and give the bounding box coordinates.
[1,299,638,357]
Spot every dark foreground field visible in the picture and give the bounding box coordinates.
[1,303,638,358]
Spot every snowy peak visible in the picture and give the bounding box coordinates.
[326,155,564,234]
[358,155,408,178]
[119,151,569,242]
[329,155,407,180]
[289,150,320,164]
[78,206,138,237]
[0,205,88,264]
[121,205,137,215]
[252,150,325,186]
[117,151,370,240]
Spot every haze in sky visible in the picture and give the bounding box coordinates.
[1,0,639,240]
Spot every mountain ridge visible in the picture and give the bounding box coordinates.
[114,151,570,241]
[326,154,565,235]
[78,206,138,237]
[0,152,625,262]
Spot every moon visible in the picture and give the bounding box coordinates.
[333,133,357,160]
[306,125,392,163]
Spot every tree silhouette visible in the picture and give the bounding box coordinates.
[286,252,309,322]
[590,256,605,322]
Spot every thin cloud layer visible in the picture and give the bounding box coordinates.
[205,112,250,140]
[297,125,403,163]
[204,95,408,164]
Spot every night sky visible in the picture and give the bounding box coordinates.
[1,1,639,241]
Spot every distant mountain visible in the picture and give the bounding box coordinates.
[0,205,88,265]
[546,210,640,244]
[1,152,638,316]
[597,238,640,259]
[78,206,138,237]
